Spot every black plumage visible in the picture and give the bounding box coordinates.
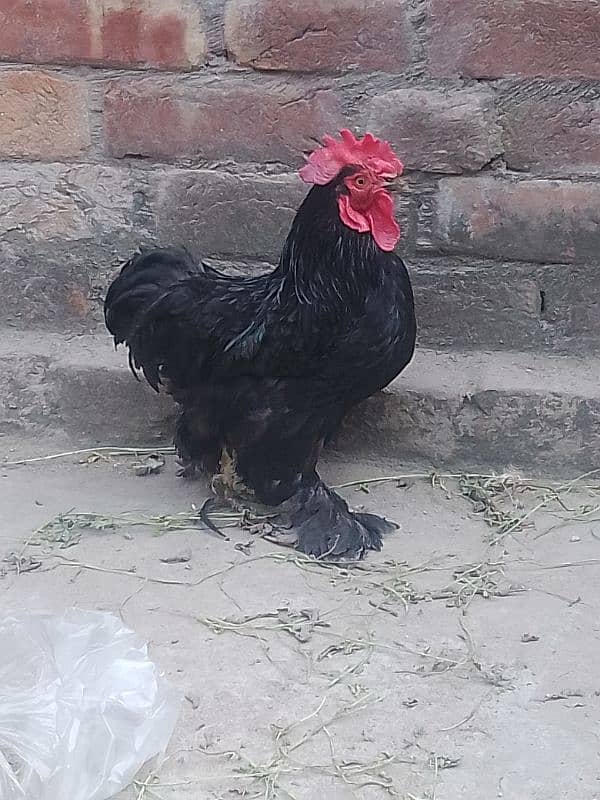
[104,166,416,559]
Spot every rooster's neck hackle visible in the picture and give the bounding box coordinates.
[275,182,383,311]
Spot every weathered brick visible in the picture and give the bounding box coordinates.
[368,88,501,174]
[105,80,343,164]
[99,0,206,69]
[500,85,600,174]
[429,0,600,79]
[432,178,600,263]
[0,0,91,64]
[412,259,600,355]
[0,0,206,69]
[0,71,90,160]
[413,263,544,351]
[540,263,600,348]
[157,171,306,261]
[0,240,134,330]
[0,163,153,329]
[224,0,415,72]
[0,163,149,242]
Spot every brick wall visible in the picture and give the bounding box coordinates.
[1,0,599,354]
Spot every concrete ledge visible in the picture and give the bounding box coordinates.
[2,331,598,475]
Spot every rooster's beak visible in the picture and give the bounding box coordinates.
[383,176,406,192]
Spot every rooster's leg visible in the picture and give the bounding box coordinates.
[222,408,397,559]
[174,408,220,479]
[271,474,397,560]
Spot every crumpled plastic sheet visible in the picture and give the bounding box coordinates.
[0,609,181,800]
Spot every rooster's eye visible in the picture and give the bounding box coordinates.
[355,176,367,187]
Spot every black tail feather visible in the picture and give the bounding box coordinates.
[104,246,202,390]
[104,247,199,341]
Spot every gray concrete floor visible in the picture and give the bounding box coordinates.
[1,449,599,799]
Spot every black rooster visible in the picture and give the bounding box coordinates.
[105,130,416,559]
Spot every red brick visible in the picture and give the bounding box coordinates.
[157,170,306,261]
[105,80,343,164]
[500,87,600,174]
[0,0,206,69]
[0,0,91,64]
[433,178,600,263]
[429,0,600,79]
[0,71,90,159]
[368,88,501,174]
[100,2,206,69]
[224,0,415,72]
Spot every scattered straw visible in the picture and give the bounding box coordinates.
[10,444,600,549]
[188,606,332,644]
[437,692,491,732]
[28,506,269,550]
[4,445,176,467]
[337,469,600,545]
[9,450,599,798]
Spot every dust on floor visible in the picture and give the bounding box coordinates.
[1,448,599,800]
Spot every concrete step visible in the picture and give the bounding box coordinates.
[2,330,598,476]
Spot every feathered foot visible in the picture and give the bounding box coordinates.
[204,458,396,560]
[275,478,397,560]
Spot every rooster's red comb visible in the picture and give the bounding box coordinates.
[299,129,403,186]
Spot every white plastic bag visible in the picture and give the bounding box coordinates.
[0,609,181,800]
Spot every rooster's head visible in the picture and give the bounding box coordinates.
[299,130,403,252]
